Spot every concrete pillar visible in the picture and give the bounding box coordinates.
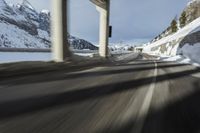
[51,0,70,62]
[96,0,110,58]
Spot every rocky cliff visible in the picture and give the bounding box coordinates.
[0,0,98,50]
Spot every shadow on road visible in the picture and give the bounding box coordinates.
[0,62,200,121]
[97,81,200,133]
[1,62,189,86]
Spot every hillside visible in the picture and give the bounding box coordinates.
[0,0,98,50]
[143,0,200,64]
[150,0,200,43]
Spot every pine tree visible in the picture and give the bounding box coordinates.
[171,19,178,33]
[179,11,187,28]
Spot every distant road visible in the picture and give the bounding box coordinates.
[0,53,200,133]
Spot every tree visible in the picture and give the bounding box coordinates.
[179,11,187,28]
[171,19,178,33]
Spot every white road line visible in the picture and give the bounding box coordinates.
[132,61,157,133]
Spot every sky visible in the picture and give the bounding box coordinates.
[5,0,191,44]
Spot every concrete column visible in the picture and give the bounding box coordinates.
[51,0,70,62]
[96,0,110,58]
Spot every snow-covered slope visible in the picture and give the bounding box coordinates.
[143,0,200,66]
[143,17,200,55]
[149,0,200,44]
[0,0,97,50]
[68,35,98,50]
[0,0,44,48]
[143,16,200,64]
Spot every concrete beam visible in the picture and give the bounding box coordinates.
[51,0,70,62]
[90,0,107,10]
[91,0,110,58]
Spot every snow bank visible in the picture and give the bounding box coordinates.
[143,17,200,66]
[161,55,200,67]
[0,51,98,63]
[0,52,52,63]
[143,17,200,56]
[178,43,200,64]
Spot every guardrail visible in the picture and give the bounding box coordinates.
[0,48,98,54]
[0,48,51,53]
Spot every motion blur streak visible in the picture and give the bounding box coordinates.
[0,53,200,133]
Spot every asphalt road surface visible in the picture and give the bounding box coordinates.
[0,53,200,133]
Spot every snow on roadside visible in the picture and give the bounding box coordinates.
[160,42,200,68]
[160,55,200,67]
[143,17,200,56]
[0,51,97,63]
[74,53,95,58]
[114,52,139,61]
[178,43,200,65]
[0,52,51,63]
[143,16,200,67]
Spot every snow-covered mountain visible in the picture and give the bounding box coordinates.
[68,34,98,50]
[0,0,98,50]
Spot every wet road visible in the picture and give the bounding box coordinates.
[0,54,200,133]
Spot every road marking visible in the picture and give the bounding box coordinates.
[132,61,157,133]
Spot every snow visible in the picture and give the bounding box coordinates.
[178,43,200,64]
[72,49,97,57]
[41,10,50,15]
[0,22,49,48]
[110,50,132,55]
[22,0,35,11]
[0,0,27,22]
[0,51,99,63]
[37,29,50,40]
[161,55,182,62]
[114,52,138,61]
[143,16,200,67]
[0,52,51,63]
[0,0,6,8]
[161,55,200,67]
[74,53,95,57]
[144,17,200,56]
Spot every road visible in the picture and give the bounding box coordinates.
[0,53,200,133]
